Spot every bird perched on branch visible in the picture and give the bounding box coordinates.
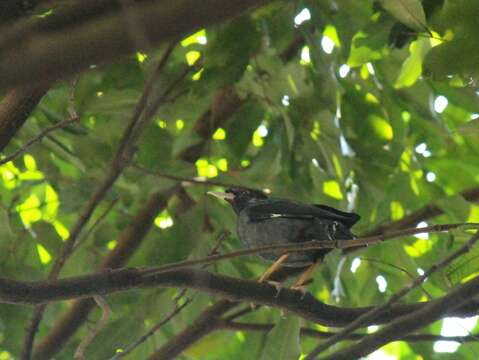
[208,188,360,290]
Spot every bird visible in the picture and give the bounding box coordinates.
[208,187,360,290]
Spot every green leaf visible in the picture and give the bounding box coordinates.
[446,246,479,285]
[225,101,264,158]
[261,315,300,360]
[424,0,479,79]
[196,16,259,91]
[394,37,431,88]
[347,31,385,67]
[436,195,471,222]
[137,123,173,169]
[379,0,427,32]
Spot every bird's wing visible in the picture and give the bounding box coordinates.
[245,199,360,227]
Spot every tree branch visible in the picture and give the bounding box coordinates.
[320,269,479,359]
[148,266,308,359]
[364,187,479,236]
[220,320,479,343]
[305,230,479,359]
[0,115,79,166]
[138,223,477,277]
[111,299,192,360]
[0,84,49,151]
[73,296,110,360]
[148,300,236,360]
[0,0,273,92]
[132,163,263,192]
[110,231,229,359]
[32,68,247,360]
[0,268,479,328]
[21,42,179,360]
[31,186,179,360]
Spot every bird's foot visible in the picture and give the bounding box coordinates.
[291,285,307,299]
[266,281,282,297]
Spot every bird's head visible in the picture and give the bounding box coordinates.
[208,187,267,214]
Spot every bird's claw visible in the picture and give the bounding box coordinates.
[291,285,307,299]
[266,281,282,297]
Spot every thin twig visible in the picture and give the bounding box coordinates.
[361,187,479,238]
[20,41,179,360]
[132,163,262,192]
[111,231,230,359]
[220,320,479,343]
[0,116,79,166]
[304,230,479,359]
[139,223,478,278]
[74,198,119,251]
[74,296,111,360]
[114,41,178,163]
[223,307,256,322]
[111,299,192,360]
[360,257,433,300]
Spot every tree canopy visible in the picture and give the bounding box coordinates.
[1,0,479,359]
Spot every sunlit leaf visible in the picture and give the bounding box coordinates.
[394,37,432,88]
[323,180,343,200]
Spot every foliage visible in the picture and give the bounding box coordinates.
[1,0,479,359]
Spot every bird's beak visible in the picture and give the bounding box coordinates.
[207,191,235,201]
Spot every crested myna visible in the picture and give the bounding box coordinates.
[209,188,360,290]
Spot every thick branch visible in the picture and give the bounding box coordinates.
[1,268,479,328]
[0,84,49,151]
[322,274,479,360]
[0,0,273,91]
[305,230,479,359]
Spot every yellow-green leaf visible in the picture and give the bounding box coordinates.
[395,38,432,88]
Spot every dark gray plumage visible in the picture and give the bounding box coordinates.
[210,188,360,267]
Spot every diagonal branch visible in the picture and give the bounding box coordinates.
[220,320,479,343]
[31,186,179,360]
[0,84,49,151]
[32,68,244,360]
[0,115,79,166]
[364,187,479,236]
[22,42,179,360]
[73,296,111,360]
[305,230,479,359]
[110,231,229,359]
[111,299,192,360]
[320,265,479,359]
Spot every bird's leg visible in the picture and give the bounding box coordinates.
[292,260,321,296]
[258,254,289,283]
